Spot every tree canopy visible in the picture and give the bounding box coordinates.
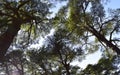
[0,0,120,75]
[0,0,50,60]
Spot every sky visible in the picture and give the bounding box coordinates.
[105,0,120,9]
[76,0,120,69]
[48,0,120,69]
[0,0,119,75]
[31,0,120,69]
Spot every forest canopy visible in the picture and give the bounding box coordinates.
[0,0,120,75]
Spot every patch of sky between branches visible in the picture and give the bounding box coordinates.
[30,1,68,49]
[48,0,68,18]
[30,29,55,49]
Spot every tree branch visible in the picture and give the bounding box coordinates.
[18,0,30,10]
[87,26,120,54]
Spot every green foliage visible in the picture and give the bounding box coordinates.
[67,0,85,36]
[81,55,120,75]
[0,0,50,37]
[26,27,84,75]
[52,5,68,28]
[0,0,120,74]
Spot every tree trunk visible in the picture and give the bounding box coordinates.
[64,64,70,75]
[0,23,20,62]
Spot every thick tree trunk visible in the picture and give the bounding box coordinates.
[0,23,20,62]
[0,0,33,62]
[88,26,120,54]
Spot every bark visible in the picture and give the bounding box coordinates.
[0,22,21,62]
[0,0,33,62]
[88,26,120,54]
[64,64,70,75]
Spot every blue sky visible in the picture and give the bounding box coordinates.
[31,0,120,69]
[105,0,120,9]
[47,0,120,69]
[76,0,120,69]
